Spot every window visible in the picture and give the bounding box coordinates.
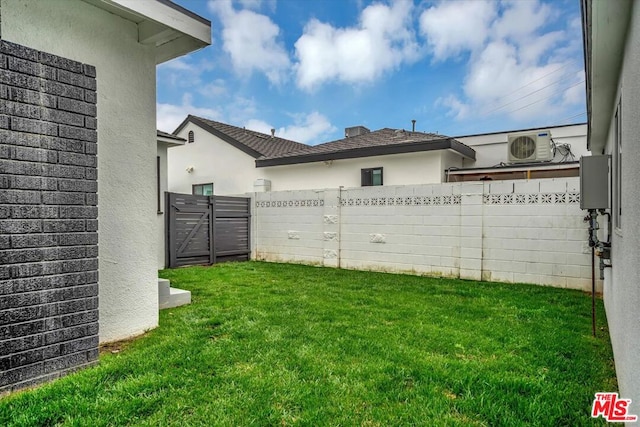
[156,156,162,213]
[188,130,194,143]
[193,183,213,196]
[361,167,383,186]
[614,99,622,229]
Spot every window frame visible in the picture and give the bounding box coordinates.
[614,98,622,231]
[361,167,383,187]
[192,183,214,196]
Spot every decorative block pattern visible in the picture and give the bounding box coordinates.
[0,41,98,393]
[483,192,580,205]
[337,195,462,207]
[255,199,323,208]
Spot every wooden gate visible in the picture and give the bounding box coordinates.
[166,193,251,268]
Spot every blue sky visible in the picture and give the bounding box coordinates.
[157,0,586,145]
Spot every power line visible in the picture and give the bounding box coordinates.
[481,59,577,107]
[557,111,587,124]
[502,80,585,115]
[482,72,581,115]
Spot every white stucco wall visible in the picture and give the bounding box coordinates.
[601,3,640,415]
[253,178,594,291]
[457,124,588,168]
[169,122,261,195]
[261,151,453,191]
[2,0,159,342]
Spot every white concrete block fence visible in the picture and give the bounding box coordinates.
[251,177,600,292]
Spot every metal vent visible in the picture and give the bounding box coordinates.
[345,126,370,138]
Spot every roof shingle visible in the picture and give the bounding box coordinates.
[175,116,476,166]
[255,128,476,166]
[261,128,450,159]
[176,115,309,158]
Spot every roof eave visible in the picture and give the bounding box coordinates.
[255,139,475,168]
[156,131,187,147]
[583,0,632,153]
[82,0,211,64]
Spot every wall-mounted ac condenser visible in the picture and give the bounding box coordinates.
[507,131,553,163]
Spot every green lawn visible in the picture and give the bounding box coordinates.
[1,262,616,426]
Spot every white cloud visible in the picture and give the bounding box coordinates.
[491,0,554,42]
[464,41,529,102]
[294,0,419,90]
[157,57,215,88]
[419,0,496,61]
[227,96,258,121]
[209,0,290,85]
[243,118,273,135]
[198,79,228,98]
[159,58,193,71]
[562,70,586,106]
[245,111,336,145]
[436,95,471,121]
[236,0,262,10]
[425,0,584,124]
[157,93,222,133]
[236,0,276,12]
[460,41,581,122]
[517,30,564,65]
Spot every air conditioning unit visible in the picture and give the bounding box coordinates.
[507,130,553,163]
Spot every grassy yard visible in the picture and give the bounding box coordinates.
[1,262,615,426]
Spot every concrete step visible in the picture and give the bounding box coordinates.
[158,278,191,310]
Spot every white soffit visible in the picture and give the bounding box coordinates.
[157,136,185,147]
[83,0,211,64]
[587,0,632,153]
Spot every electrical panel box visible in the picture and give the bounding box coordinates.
[580,155,610,210]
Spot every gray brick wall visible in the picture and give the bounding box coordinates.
[0,40,98,393]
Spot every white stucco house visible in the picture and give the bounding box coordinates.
[582,0,640,415]
[168,115,587,195]
[0,0,210,345]
[170,115,309,195]
[254,126,475,191]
